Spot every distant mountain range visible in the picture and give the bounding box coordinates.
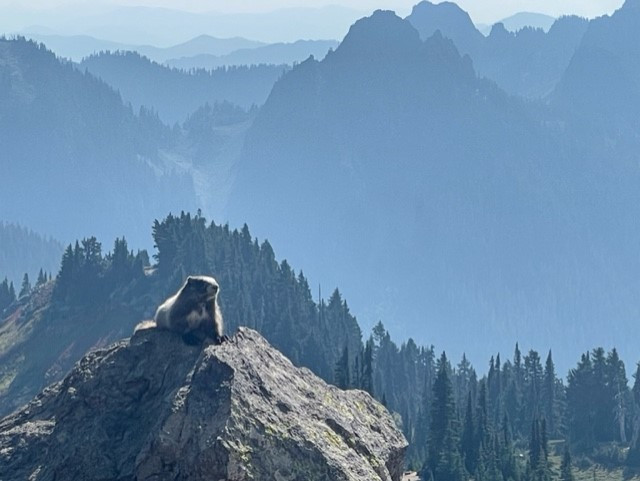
[80,52,287,123]
[476,12,557,35]
[166,40,339,70]
[7,5,361,45]
[4,0,640,372]
[0,38,199,249]
[407,1,588,98]
[23,33,265,63]
[23,33,338,75]
[226,2,640,370]
[0,223,63,286]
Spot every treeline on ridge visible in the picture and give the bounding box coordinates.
[3,211,640,480]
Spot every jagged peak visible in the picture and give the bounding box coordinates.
[489,22,511,38]
[406,0,483,54]
[546,15,589,37]
[331,9,421,61]
[409,0,475,23]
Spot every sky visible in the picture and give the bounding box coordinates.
[122,0,623,20]
[0,0,625,44]
[0,0,625,20]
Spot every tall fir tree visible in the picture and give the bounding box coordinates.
[19,273,31,298]
[606,348,628,443]
[334,344,350,389]
[628,363,640,466]
[426,352,466,481]
[360,337,374,396]
[528,418,550,481]
[36,268,47,286]
[461,392,477,474]
[0,277,17,311]
[541,351,558,437]
[567,352,596,451]
[560,447,574,481]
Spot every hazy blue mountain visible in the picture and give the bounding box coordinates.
[166,40,339,70]
[22,33,265,63]
[139,35,265,63]
[179,103,256,217]
[8,5,361,46]
[499,12,556,32]
[477,16,589,98]
[407,1,588,98]
[81,51,285,123]
[554,0,640,132]
[20,34,131,61]
[226,9,640,370]
[0,222,63,285]
[477,13,557,35]
[407,1,484,56]
[0,38,198,249]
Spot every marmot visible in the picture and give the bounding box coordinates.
[137,275,225,345]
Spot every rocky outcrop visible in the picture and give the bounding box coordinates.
[0,327,407,480]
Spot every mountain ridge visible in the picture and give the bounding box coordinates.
[0,38,198,248]
[227,6,640,369]
[165,39,339,70]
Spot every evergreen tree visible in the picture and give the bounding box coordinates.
[560,447,574,481]
[426,352,466,481]
[514,344,522,380]
[503,371,522,439]
[628,363,640,466]
[0,277,17,311]
[36,268,47,286]
[567,352,596,451]
[541,351,558,437]
[606,348,629,443]
[528,418,550,481]
[360,338,374,396]
[500,415,520,481]
[19,273,31,298]
[524,351,543,427]
[413,361,434,469]
[461,392,477,474]
[489,354,503,423]
[334,344,350,389]
[590,347,617,442]
[477,381,490,450]
[434,432,467,481]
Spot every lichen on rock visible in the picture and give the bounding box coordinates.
[0,327,407,480]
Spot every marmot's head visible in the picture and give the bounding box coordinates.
[183,275,219,302]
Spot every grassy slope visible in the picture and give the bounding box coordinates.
[548,440,640,481]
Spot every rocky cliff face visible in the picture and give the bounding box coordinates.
[0,327,407,481]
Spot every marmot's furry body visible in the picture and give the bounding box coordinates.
[140,276,224,344]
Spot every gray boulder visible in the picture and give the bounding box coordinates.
[0,327,407,480]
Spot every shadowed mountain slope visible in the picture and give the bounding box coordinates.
[0,38,197,248]
[406,1,588,98]
[227,9,640,369]
[165,39,339,71]
[81,51,285,123]
[407,1,484,56]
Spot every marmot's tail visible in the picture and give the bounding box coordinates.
[134,320,157,333]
